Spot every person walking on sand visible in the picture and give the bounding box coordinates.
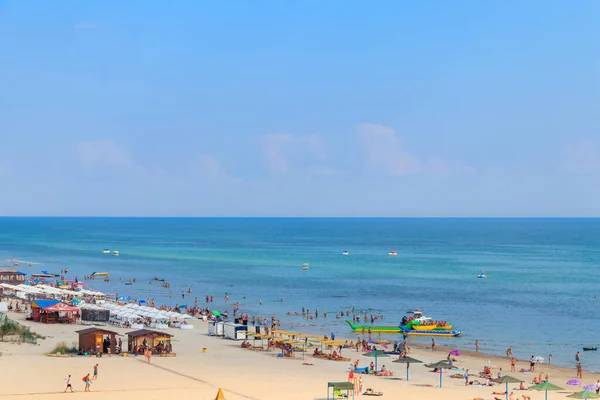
[464,369,469,386]
[475,340,479,352]
[510,357,516,372]
[64,375,73,393]
[507,346,514,358]
[93,364,98,380]
[431,338,436,351]
[83,373,92,392]
[358,376,363,393]
[576,362,583,379]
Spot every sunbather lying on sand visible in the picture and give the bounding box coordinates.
[363,388,383,396]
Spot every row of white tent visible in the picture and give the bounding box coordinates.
[0,283,105,299]
[83,302,193,321]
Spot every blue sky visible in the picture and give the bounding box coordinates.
[1,1,599,217]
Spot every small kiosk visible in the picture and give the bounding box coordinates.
[75,327,120,354]
[223,322,247,340]
[127,328,174,356]
[208,321,224,337]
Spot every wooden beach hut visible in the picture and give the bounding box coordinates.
[127,329,175,356]
[75,327,120,355]
[31,300,79,324]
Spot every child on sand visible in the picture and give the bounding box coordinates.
[93,364,98,380]
[64,375,73,392]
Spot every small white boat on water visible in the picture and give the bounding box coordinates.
[112,250,119,257]
[302,263,309,270]
[102,249,110,254]
[388,250,398,256]
[342,250,349,256]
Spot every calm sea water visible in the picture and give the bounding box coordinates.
[1,218,599,370]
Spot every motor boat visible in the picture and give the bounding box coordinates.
[102,249,110,254]
[477,270,487,278]
[388,250,398,256]
[112,250,119,257]
[342,251,349,256]
[302,263,309,270]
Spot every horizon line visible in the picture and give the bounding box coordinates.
[1,216,600,219]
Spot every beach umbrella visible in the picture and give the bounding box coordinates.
[584,385,598,391]
[449,349,460,356]
[568,380,583,386]
[392,356,422,381]
[492,375,523,400]
[424,361,453,388]
[529,381,564,400]
[567,390,600,399]
[212,310,221,317]
[362,350,389,372]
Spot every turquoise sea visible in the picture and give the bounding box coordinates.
[1,218,599,370]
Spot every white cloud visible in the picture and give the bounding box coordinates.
[74,139,145,174]
[262,133,326,174]
[564,140,600,173]
[191,154,233,181]
[358,124,421,176]
[358,124,474,176]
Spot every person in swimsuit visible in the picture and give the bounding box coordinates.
[83,373,92,392]
[93,364,98,380]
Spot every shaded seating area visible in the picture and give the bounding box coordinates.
[32,300,79,324]
[127,329,175,356]
[75,327,121,355]
[327,382,355,400]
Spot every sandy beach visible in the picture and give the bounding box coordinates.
[1,309,597,400]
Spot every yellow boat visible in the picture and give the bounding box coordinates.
[412,324,453,331]
[91,272,109,277]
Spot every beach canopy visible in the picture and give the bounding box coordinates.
[492,375,523,384]
[362,350,389,371]
[492,375,524,400]
[392,356,422,381]
[567,390,600,399]
[529,381,564,400]
[568,380,583,386]
[424,360,453,388]
[212,310,221,317]
[326,382,355,400]
[425,360,453,369]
